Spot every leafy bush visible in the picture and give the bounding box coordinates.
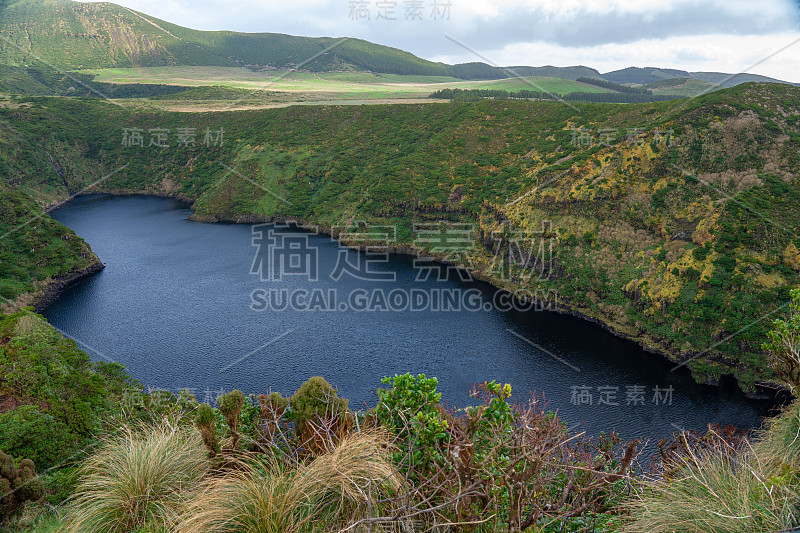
[762,288,800,391]
[40,467,80,506]
[693,245,711,261]
[375,377,635,531]
[195,403,220,458]
[216,390,245,450]
[0,406,76,471]
[375,373,448,474]
[289,377,349,454]
[0,310,133,469]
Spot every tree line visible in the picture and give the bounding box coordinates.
[428,87,682,103]
[575,76,653,95]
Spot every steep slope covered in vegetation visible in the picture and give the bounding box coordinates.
[0,185,101,311]
[0,83,798,390]
[0,309,133,469]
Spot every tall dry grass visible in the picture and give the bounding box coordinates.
[175,431,402,533]
[63,421,209,533]
[629,401,800,532]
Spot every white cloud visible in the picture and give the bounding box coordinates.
[77,0,800,81]
[430,33,800,81]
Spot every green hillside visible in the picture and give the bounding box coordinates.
[0,0,460,76]
[0,185,101,311]
[690,71,798,87]
[642,77,721,97]
[602,67,692,85]
[1,83,799,392]
[0,0,599,84]
[603,67,796,90]
[507,65,604,80]
[0,0,542,80]
[0,65,52,95]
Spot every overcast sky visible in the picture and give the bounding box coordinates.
[82,0,800,81]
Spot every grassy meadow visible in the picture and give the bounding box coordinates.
[75,66,612,108]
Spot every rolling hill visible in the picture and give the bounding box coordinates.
[505,65,604,80]
[602,67,693,85]
[0,0,471,76]
[0,0,796,91]
[602,67,795,87]
[690,71,797,87]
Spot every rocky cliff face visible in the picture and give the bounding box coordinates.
[32,260,105,313]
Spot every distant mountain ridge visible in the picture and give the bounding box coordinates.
[601,67,692,85]
[505,65,604,80]
[689,71,796,87]
[0,0,795,87]
[601,67,794,87]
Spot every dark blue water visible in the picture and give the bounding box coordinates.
[44,195,776,448]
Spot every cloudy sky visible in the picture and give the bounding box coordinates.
[83,0,800,80]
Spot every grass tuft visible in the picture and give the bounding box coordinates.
[175,431,401,533]
[629,400,800,532]
[63,421,209,533]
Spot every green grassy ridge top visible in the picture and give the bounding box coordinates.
[603,67,795,87]
[0,0,499,78]
[0,82,799,390]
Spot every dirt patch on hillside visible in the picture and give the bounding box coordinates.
[0,395,24,414]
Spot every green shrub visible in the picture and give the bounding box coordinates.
[0,406,76,470]
[195,404,220,458]
[41,467,80,506]
[289,377,349,452]
[216,390,245,449]
[0,310,133,469]
[762,288,800,391]
[692,245,710,261]
[375,373,448,474]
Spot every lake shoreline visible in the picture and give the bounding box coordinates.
[190,208,785,402]
[35,192,786,403]
[33,260,105,314]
